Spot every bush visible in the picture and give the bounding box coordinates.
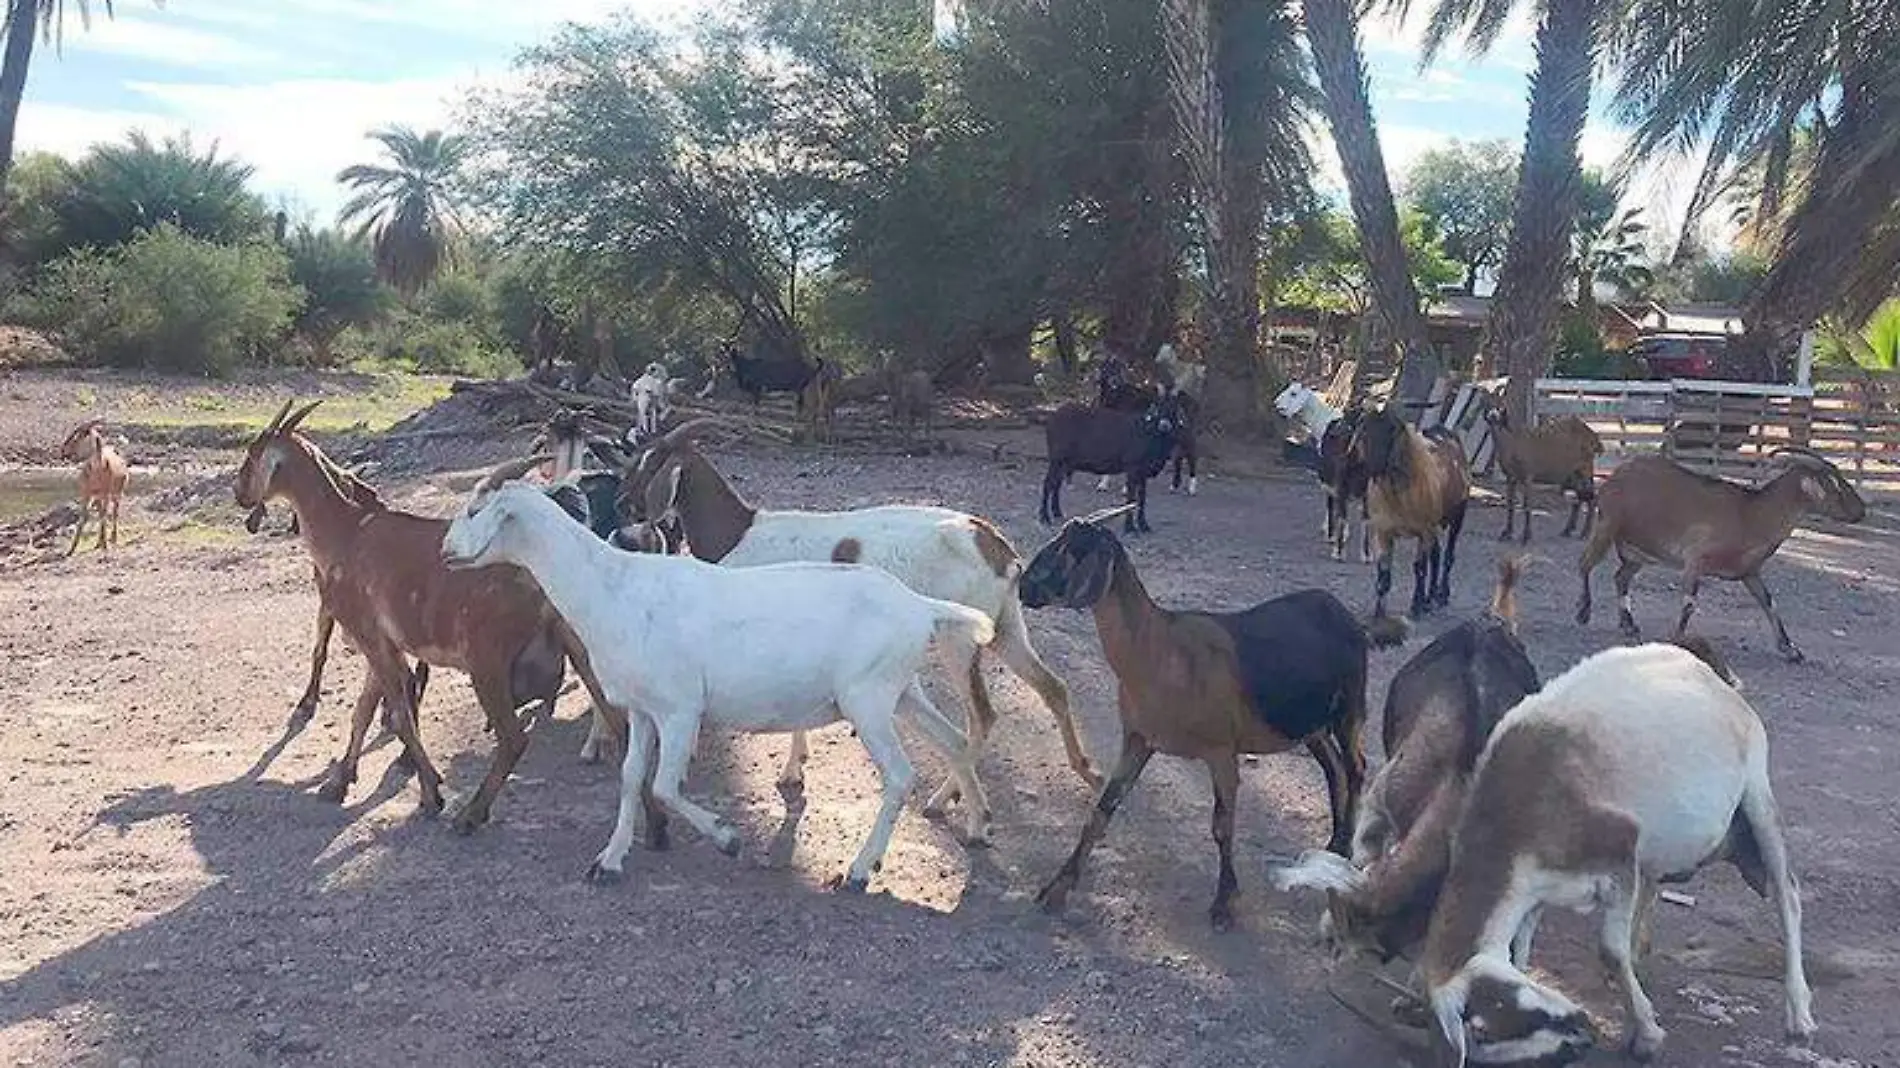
[10,223,303,375]
[1551,313,1639,379]
[286,227,388,363]
[336,314,520,379]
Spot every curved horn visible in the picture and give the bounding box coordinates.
[654,417,727,453]
[264,398,296,434]
[1767,445,1840,472]
[1077,503,1137,527]
[473,454,553,496]
[280,399,324,434]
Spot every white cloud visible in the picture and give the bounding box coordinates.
[63,15,287,70]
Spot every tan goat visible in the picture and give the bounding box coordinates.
[61,419,128,555]
[1482,404,1602,543]
[1349,405,1471,632]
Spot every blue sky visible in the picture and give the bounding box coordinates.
[18,0,1688,236]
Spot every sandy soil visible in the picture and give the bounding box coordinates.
[2,371,1897,1068]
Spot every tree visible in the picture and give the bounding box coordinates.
[1816,299,1900,373]
[336,126,468,297]
[35,131,266,260]
[283,225,387,361]
[1570,169,1651,323]
[1274,207,1459,316]
[1300,0,1441,402]
[1403,138,1516,293]
[1404,0,1599,420]
[1608,0,1900,378]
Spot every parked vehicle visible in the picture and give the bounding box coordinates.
[1630,333,1784,383]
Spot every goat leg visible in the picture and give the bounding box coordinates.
[66,498,89,557]
[317,677,382,803]
[1207,753,1241,930]
[291,605,336,728]
[1499,482,1517,542]
[1408,540,1432,618]
[1669,568,1702,643]
[1743,574,1804,663]
[1615,558,1645,640]
[1577,527,1615,625]
[1037,731,1153,914]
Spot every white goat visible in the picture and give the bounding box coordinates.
[1273,380,1340,444]
[1404,642,1814,1066]
[440,481,997,890]
[628,361,673,442]
[1155,342,1205,400]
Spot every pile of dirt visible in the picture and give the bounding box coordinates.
[341,380,559,479]
[0,325,67,370]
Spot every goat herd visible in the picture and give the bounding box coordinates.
[52,353,1873,1066]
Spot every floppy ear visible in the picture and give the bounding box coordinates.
[1430,988,1469,1068]
[1062,542,1114,609]
[643,457,685,524]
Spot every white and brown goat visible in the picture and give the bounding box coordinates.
[1416,642,1814,1065]
[1019,505,1369,929]
[61,419,128,555]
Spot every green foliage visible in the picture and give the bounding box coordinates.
[1273,207,1459,314]
[1816,299,1900,372]
[11,223,303,375]
[33,132,269,263]
[1552,311,1638,379]
[1403,139,1517,291]
[284,226,388,361]
[337,126,468,296]
[1572,170,1654,300]
[1651,249,1769,305]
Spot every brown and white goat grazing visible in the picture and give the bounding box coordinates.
[1019,505,1369,929]
[1482,403,1602,543]
[614,420,1096,840]
[1272,556,1538,964]
[1576,447,1866,662]
[233,400,589,829]
[1415,642,1813,1065]
[61,419,128,555]
[1350,405,1470,628]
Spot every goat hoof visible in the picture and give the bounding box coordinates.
[1209,904,1234,931]
[585,861,623,885]
[712,825,742,857]
[315,777,350,804]
[1627,1026,1665,1061]
[1034,881,1072,914]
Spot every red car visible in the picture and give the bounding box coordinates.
[1629,334,1726,379]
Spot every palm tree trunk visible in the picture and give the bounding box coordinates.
[0,0,41,219]
[1300,0,1440,407]
[1482,0,1595,423]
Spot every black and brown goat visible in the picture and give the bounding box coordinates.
[1319,406,1371,561]
[1482,403,1602,543]
[1350,405,1471,628]
[722,338,821,408]
[1020,504,1369,929]
[1272,556,1538,963]
[1040,396,1183,534]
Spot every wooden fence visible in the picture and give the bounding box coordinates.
[1509,372,1900,492]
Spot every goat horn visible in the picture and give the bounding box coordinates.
[265,398,297,434]
[281,399,324,435]
[1077,503,1137,527]
[654,417,726,453]
[473,454,552,496]
[1767,445,1838,470]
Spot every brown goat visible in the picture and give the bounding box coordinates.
[1576,448,1866,662]
[61,419,128,555]
[1019,504,1369,929]
[888,368,935,441]
[1482,404,1602,543]
[233,400,593,829]
[1349,406,1471,630]
[800,359,844,443]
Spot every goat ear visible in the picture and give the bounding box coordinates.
[1063,544,1114,609]
[1430,989,1469,1068]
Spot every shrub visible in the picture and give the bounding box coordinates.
[337,314,520,379]
[11,223,303,376]
[1551,312,1639,379]
[286,226,388,363]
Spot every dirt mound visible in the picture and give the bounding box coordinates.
[0,326,68,369]
[341,381,556,479]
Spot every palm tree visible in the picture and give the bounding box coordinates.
[1607,0,1900,379]
[336,126,468,296]
[1398,0,1598,417]
[1571,169,1651,324]
[1,1,151,213]
[45,131,265,254]
[1299,0,1441,404]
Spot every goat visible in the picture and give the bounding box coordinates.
[1350,404,1470,629]
[614,420,1097,840]
[1413,642,1814,1065]
[61,419,128,555]
[1095,350,1159,412]
[800,357,843,443]
[1576,448,1866,663]
[1041,396,1182,534]
[888,368,935,441]
[1271,556,1537,965]
[1091,350,1191,495]
[1482,403,1602,543]
[233,400,586,831]
[1274,383,1368,560]
[440,478,996,889]
[627,362,673,441]
[1154,342,1205,400]
[1019,504,1369,929]
[722,338,819,407]
[1154,344,1205,495]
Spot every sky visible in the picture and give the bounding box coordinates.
[17,0,1696,241]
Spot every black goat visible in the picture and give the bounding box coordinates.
[1040,395,1182,534]
[1097,352,1161,412]
[1318,406,1371,561]
[722,338,821,407]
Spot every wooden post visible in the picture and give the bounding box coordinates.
[1795,330,1815,389]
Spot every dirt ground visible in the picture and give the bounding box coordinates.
[2,369,1897,1068]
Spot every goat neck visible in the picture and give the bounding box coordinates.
[1084,538,1164,675]
[1745,468,1831,549]
[477,494,648,642]
[673,448,757,562]
[1417,809,1531,990]
[265,436,378,571]
[1300,394,1339,441]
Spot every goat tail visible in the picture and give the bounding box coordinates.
[927,599,997,648]
[1490,552,1531,633]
